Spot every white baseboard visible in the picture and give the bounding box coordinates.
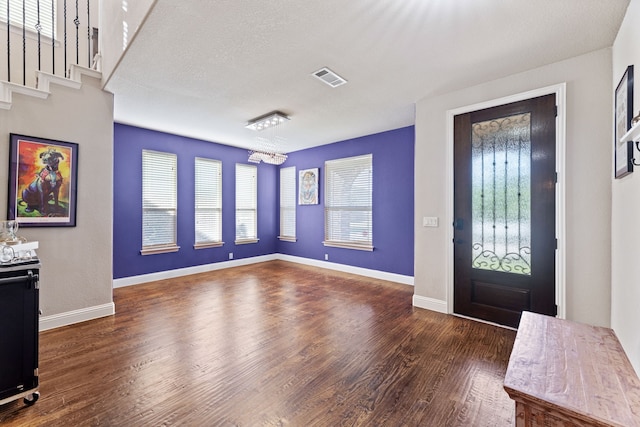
[112,254,279,288]
[47,256,418,332]
[276,254,414,285]
[412,294,448,314]
[40,302,115,331]
[113,254,414,288]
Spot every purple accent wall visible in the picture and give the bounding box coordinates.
[113,124,414,279]
[113,124,277,279]
[276,126,415,276]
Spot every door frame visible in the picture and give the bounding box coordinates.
[445,83,567,322]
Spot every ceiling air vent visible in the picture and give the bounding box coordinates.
[312,67,347,88]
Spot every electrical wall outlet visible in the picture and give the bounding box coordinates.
[324,254,329,261]
[229,252,233,260]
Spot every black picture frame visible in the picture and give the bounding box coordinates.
[8,133,79,227]
[615,65,634,178]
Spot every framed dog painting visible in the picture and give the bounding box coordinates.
[8,134,78,227]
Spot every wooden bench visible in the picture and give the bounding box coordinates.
[504,311,640,426]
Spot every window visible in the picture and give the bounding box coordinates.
[1,0,57,39]
[141,150,178,255]
[279,166,296,241]
[194,157,222,248]
[324,154,373,251]
[235,163,258,244]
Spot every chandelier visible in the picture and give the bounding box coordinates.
[247,151,288,165]
[245,111,289,165]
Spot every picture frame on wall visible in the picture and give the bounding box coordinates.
[615,65,634,178]
[299,168,319,205]
[8,133,79,227]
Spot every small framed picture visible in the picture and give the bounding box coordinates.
[614,65,634,178]
[8,134,79,227]
[299,168,319,205]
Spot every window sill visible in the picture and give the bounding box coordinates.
[278,236,297,242]
[235,238,259,245]
[194,241,224,250]
[140,245,180,255]
[322,241,374,252]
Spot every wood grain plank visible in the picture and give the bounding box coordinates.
[1,261,516,426]
[504,311,640,427]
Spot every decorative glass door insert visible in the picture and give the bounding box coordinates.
[471,113,531,275]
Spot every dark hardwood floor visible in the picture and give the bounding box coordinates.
[0,260,516,426]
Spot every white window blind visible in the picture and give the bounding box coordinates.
[1,0,56,38]
[195,157,222,247]
[324,154,373,251]
[235,163,257,243]
[142,150,178,254]
[279,166,296,241]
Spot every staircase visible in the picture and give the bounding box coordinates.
[0,63,101,110]
[1,0,99,108]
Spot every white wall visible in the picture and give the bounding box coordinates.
[0,72,114,324]
[612,0,640,374]
[414,48,613,328]
[100,0,156,87]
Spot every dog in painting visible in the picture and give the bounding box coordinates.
[21,149,65,215]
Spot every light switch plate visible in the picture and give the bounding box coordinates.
[423,217,439,227]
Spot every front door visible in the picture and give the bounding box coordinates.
[453,94,556,328]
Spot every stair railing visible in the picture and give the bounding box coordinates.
[2,0,97,88]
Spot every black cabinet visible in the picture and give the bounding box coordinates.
[0,263,40,406]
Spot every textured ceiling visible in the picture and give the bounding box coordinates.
[106,0,630,153]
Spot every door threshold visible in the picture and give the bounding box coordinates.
[451,312,517,331]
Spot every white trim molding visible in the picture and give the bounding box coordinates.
[445,83,567,319]
[412,295,447,313]
[113,254,279,288]
[1,64,100,110]
[114,254,413,289]
[277,254,414,285]
[40,302,115,331]
[46,255,413,332]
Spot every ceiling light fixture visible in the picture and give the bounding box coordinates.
[245,111,290,165]
[248,151,288,165]
[245,111,290,131]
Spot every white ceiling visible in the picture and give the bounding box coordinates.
[106,0,630,153]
